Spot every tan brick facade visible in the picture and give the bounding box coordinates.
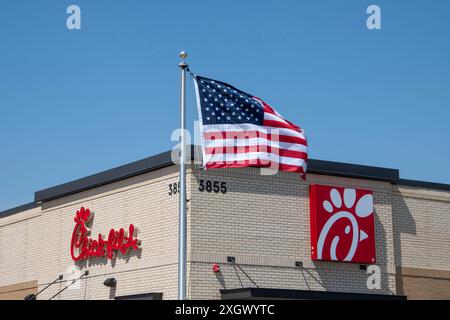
[188,165,397,299]
[1,165,181,300]
[0,280,37,300]
[1,158,449,300]
[392,185,450,299]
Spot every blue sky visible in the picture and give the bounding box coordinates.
[1,0,449,211]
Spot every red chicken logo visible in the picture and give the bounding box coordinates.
[74,207,91,224]
[309,185,376,264]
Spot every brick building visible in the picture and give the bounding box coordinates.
[0,146,449,300]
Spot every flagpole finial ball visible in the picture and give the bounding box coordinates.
[179,51,188,60]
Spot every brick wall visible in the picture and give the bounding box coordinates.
[0,206,41,289]
[392,185,450,298]
[0,280,37,300]
[1,165,182,300]
[1,163,450,300]
[188,165,397,299]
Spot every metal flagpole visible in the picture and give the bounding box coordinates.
[178,51,188,300]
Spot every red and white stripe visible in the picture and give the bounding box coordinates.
[200,96,308,177]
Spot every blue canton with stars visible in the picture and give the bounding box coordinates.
[195,76,264,125]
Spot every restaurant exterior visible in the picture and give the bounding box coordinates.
[1,146,449,300]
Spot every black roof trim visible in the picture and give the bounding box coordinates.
[308,159,399,182]
[220,287,406,300]
[35,150,175,203]
[398,178,450,192]
[34,145,401,203]
[0,202,40,219]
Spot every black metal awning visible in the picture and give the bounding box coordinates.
[220,288,406,300]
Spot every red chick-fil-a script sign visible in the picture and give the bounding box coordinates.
[70,207,141,262]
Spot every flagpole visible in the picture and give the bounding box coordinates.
[178,51,188,300]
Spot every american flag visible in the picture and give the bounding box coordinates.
[193,75,308,177]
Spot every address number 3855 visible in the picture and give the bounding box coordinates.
[199,180,227,194]
[169,180,227,195]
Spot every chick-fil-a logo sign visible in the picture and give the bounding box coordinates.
[70,207,141,262]
[309,185,376,264]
